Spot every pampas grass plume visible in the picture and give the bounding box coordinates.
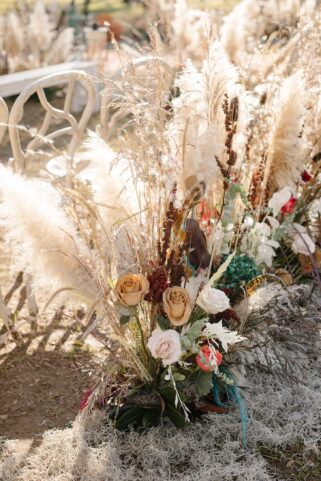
[0,165,96,299]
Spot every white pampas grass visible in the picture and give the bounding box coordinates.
[81,132,140,231]
[0,165,97,300]
[264,72,306,195]
[45,28,74,66]
[80,133,143,272]
[170,41,247,195]
[171,0,211,63]
[0,0,74,73]
[27,0,55,66]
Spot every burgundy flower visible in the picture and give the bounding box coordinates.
[281,196,296,215]
[145,267,168,304]
[79,387,93,411]
[301,170,312,182]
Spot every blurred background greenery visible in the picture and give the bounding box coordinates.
[0,0,239,15]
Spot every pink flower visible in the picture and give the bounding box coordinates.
[281,196,296,215]
[196,344,223,372]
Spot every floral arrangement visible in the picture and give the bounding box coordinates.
[1,5,321,444]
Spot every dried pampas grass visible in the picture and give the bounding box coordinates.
[0,166,97,300]
[264,72,306,196]
[0,0,74,74]
[170,41,248,199]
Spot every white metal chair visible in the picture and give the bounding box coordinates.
[0,96,8,144]
[0,70,97,336]
[0,97,11,332]
[8,70,97,177]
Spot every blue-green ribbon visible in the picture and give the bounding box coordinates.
[212,369,248,448]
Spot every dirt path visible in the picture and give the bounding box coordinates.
[0,347,91,439]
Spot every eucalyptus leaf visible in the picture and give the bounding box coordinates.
[181,318,206,351]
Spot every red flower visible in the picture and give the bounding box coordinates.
[79,387,93,411]
[281,196,296,215]
[301,170,312,182]
[196,344,223,372]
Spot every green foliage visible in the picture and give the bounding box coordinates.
[113,385,189,430]
[191,370,213,397]
[156,315,171,330]
[180,319,206,352]
[164,404,189,428]
[114,406,146,430]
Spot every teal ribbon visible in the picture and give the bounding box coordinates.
[212,369,248,448]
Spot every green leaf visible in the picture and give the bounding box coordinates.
[188,306,206,324]
[173,373,186,382]
[164,403,189,428]
[142,408,161,428]
[181,318,206,351]
[156,315,171,330]
[120,315,131,325]
[192,370,213,397]
[114,406,145,430]
[158,386,177,406]
[184,319,205,343]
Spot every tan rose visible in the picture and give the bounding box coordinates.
[115,273,149,306]
[275,268,293,286]
[163,287,192,327]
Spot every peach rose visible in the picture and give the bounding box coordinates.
[163,287,192,327]
[114,273,149,306]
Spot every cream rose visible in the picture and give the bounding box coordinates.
[163,287,192,326]
[147,328,181,366]
[114,273,149,306]
[196,286,230,314]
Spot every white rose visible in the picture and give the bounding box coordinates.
[196,286,230,314]
[268,187,292,216]
[147,329,181,366]
[292,233,315,255]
